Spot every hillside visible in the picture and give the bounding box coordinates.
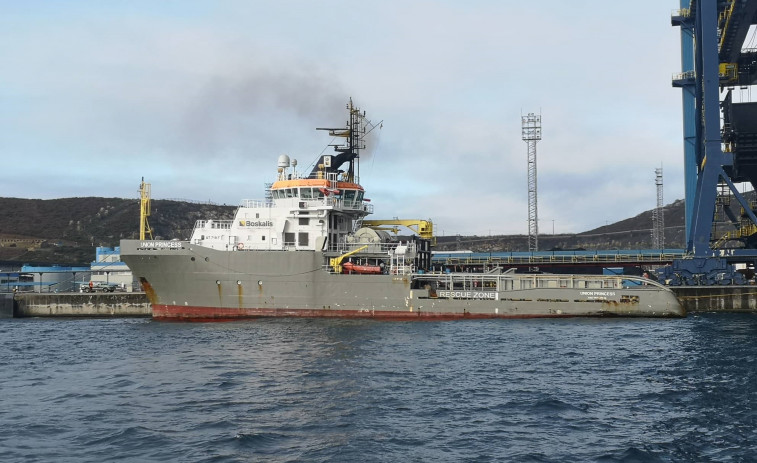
[0,197,235,266]
[0,196,686,266]
[435,199,687,251]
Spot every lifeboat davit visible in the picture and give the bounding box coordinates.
[342,262,382,274]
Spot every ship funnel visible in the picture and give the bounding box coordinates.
[277,154,291,168]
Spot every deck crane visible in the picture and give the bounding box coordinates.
[363,219,435,245]
[139,178,153,240]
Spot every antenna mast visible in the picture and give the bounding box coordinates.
[522,112,541,252]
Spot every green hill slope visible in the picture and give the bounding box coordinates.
[0,196,688,266]
[0,197,235,265]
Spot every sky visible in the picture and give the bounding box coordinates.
[1,1,692,236]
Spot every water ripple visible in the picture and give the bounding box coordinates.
[2,315,757,461]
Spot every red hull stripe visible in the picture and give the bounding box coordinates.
[151,304,573,321]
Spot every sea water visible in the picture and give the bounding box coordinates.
[1,313,756,462]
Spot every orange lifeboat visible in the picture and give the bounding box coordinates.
[342,262,382,274]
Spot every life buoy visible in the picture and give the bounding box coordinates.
[237,243,244,250]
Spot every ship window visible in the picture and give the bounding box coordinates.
[314,188,324,199]
[298,232,309,246]
[286,189,293,198]
[262,235,266,241]
[292,188,298,197]
[299,218,309,226]
[301,188,312,199]
[356,191,364,202]
[256,213,259,219]
[344,190,356,206]
[284,232,295,245]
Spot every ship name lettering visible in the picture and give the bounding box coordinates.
[579,291,616,297]
[140,241,182,248]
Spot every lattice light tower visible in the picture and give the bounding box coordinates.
[652,167,665,249]
[522,113,541,252]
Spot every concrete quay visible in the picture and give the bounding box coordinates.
[1,294,12,318]
[671,286,757,313]
[12,292,151,318]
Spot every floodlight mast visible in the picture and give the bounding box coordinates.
[522,113,541,252]
[652,167,665,249]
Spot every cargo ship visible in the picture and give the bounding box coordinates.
[119,101,684,320]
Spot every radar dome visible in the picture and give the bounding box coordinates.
[277,154,291,168]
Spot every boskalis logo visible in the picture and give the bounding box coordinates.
[239,219,273,227]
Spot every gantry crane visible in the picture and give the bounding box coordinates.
[666,0,757,283]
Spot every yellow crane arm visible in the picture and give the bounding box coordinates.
[139,178,153,240]
[329,245,369,273]
[363,219,435,243]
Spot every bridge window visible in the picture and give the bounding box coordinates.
[344,190,356,206]
[301,188,312,199]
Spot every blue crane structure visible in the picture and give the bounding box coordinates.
[664,0,757,284]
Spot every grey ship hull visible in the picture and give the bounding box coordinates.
[120,240,685,319]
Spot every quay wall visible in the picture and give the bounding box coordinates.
[671,286,757,313]
[13,292,151,318]
[1,294,12,318]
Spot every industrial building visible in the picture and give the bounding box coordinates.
[0,246,135,293]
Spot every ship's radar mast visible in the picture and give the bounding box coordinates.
[311,99,369,183]
[139,177,153,240]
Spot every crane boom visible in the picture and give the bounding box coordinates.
[139,178,153,240]
[363,219,435,244]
